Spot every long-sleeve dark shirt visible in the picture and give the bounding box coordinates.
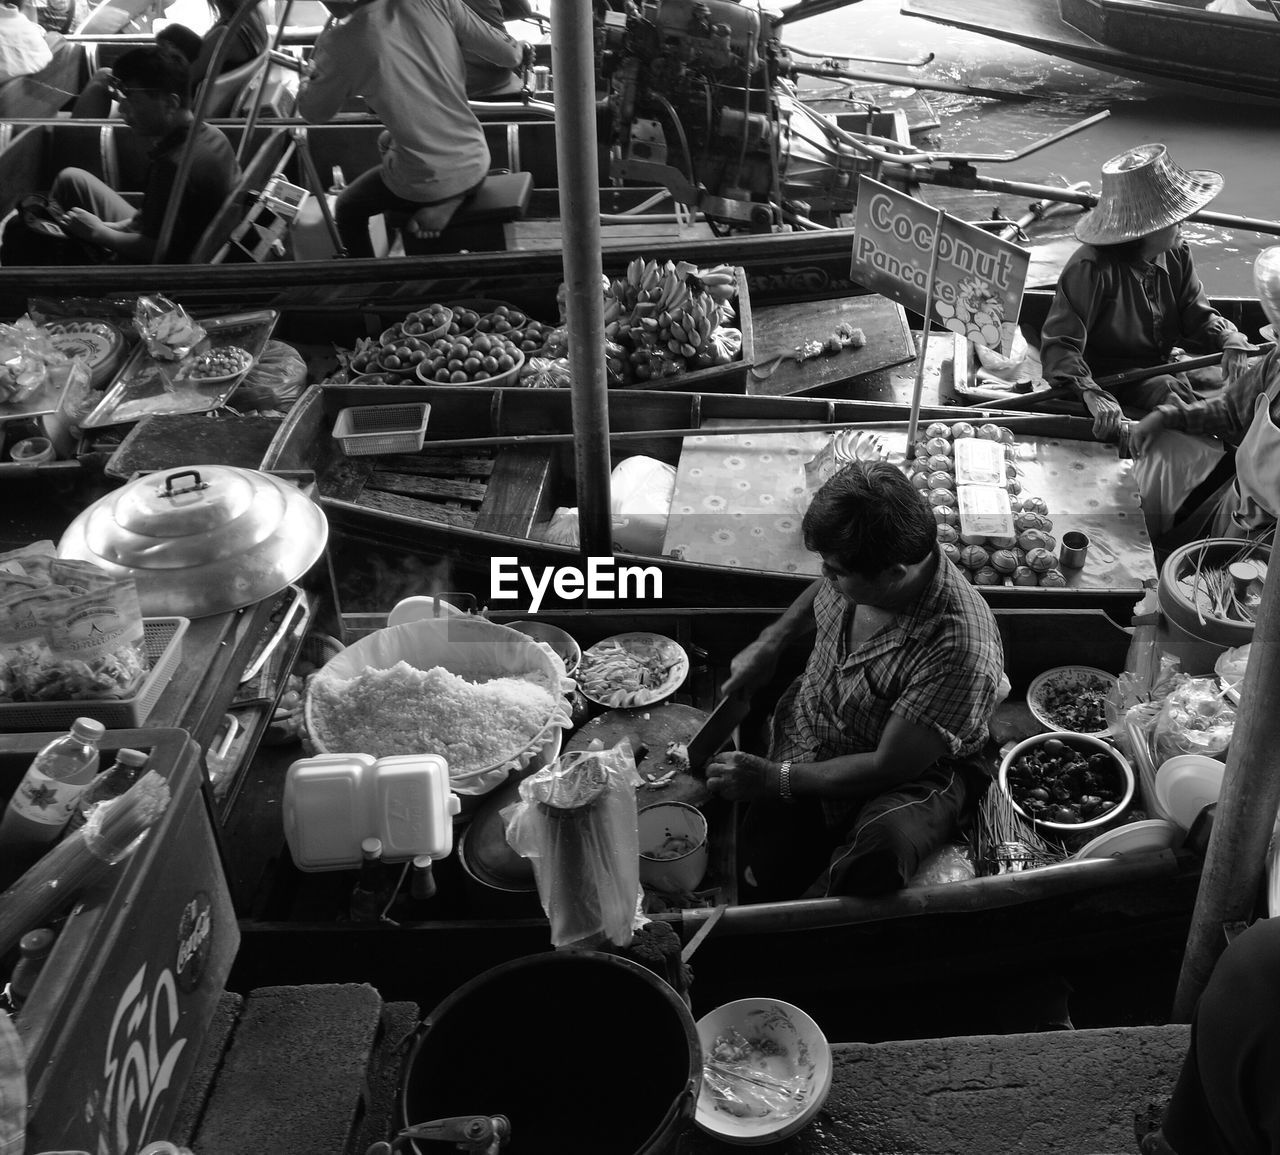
[1040,240,1250,396]
[1155,345,1280,440]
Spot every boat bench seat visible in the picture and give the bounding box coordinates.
[382,170,532,256]
[472,444,557,537]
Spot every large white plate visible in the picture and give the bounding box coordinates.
[1155,756,1226,830]
[1074,819,1182,861]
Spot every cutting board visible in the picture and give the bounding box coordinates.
[746,294,915,397]
[565,703,712,808]
[105,413,283,479]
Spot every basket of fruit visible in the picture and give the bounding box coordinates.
[999,731,1135,834]
[413,332,525,386]
[449,301,557,358]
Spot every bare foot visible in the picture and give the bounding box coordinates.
[407,194,467,239]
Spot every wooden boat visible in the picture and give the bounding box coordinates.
[264,382,1159,612]
[901,0,1280,105]
[226,602,1201,1037]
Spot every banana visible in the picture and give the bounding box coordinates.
[681,343,697,359]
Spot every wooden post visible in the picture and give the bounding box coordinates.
[906,208,946,449]
[1173,549,1280,1020]
[550,0,612,560]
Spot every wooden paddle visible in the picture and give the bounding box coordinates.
[419,412,1081,452]
[990,343,1276,413]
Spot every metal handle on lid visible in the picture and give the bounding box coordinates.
[160,469,210,498]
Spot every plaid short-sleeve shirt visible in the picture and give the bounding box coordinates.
[770,549,1004,776]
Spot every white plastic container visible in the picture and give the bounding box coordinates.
[283,753,460,871]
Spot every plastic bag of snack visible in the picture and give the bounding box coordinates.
[521,356,571,389]
[1151,675,1235,764]
[229,339,308,412]
[134,295,205,361]
[0,314,69,404]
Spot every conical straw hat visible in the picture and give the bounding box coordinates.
[1074,144,1223,246]
[1255,246,1280,333]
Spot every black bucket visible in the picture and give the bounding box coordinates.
[398,951,700,1154]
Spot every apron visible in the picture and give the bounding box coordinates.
[1227,392,1280,533]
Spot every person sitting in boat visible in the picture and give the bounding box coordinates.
[704,461,1004,900]
[0,0,52,82]
[1039,144,1253,443]
[297,0,523,258]
[0,44,240,264]
[460,0,532,98]
[1138,915,1280,1155]
[73,0,269,117]
[1129,246,1280,550]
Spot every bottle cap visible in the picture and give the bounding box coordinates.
[114,749,150,767]
[19,928,56,958]
[71,717,107,742]
[361,836,383,857]
[412,855,433,868]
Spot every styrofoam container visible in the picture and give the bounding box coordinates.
[283,752,460,871]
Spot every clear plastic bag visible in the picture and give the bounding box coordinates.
[521,355,571,389]
[1152,675,1235,764]
[134,295,205,361]
[229,339,307,412]
[503,740,644,949]
[703,1028,808,1120]
[0,314,69,403]
[908,843,976,887]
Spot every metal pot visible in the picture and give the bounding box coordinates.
[57,465,328,618]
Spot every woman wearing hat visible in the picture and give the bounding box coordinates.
[1129,246,1280,548]
[1039,144,1254,442]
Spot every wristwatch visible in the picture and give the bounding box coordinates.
[778,760,793,801]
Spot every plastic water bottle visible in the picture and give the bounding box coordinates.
[0,718,106,867]
[65,747,150,834]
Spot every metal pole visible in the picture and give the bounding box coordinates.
[1173,553,1280,1021]
[907,207,946,448]
[550,0,611,560]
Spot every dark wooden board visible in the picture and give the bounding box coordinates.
[565,702,711,808]
[747,294,916,397]
[104,413,284,478]
[356,489,479,527]
[369,471,487,503]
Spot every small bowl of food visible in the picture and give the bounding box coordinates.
[504,620,582,677]
[577,632,689,709]
[999,731,1135,833]
[188,344,253,383]
[695,998,832,1145]
[1026,665,1119,736]
[638,801,708,894]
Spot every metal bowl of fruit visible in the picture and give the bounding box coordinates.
[998,731,1135,834]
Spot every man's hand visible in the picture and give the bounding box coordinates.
[519,41,536,74]
[1130,409,1167,458]
[721,633,783,697]
[1083,389,1124,442]
[705,750,776,802]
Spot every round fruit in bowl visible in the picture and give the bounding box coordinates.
[999,731,1135,832]
[189,345,252,381]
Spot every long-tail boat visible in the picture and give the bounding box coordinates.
[263,383,1158,612]
[225,600,1199,1036]
[901,0,1280,106]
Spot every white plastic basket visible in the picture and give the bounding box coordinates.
[0,617,189,730]
[332,403,431,456]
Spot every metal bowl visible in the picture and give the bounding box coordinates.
[57,465,328,618]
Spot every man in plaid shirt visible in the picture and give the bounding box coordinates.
[706,461,1004,900]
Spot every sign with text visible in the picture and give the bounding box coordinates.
[851,176,1029,354]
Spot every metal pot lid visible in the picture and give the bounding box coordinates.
[58,465,328,617]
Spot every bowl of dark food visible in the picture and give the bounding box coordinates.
[695,998,832,1144]
[1026,665,1119,736]
[999,731,1135,834]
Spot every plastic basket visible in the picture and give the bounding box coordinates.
[0,616,190,730]
[332,403,432,455]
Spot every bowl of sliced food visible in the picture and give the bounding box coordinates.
[999,731,1135,834]
[695,998,832,1145]
[577,632,689,709]
[1026,665,1119,736]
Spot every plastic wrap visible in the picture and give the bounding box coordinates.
[1152,676,1235,764]
[1215,644,1250,701]
[134,295,205,361]
[0,314,70,404]
[521,355,571,389]
[503,740,644,949]
[703,1028,808,1120]
[908,843,976,887]
[229,339,308,412]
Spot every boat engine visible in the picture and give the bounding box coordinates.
[597,0,880,231]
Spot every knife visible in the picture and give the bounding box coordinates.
[686,692,753,774]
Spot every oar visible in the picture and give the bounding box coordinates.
[791,61,1035,104]
[991,344,1276,412]
[775,0,866,24]
[418,412,1079,452]
[986,181,1090,242]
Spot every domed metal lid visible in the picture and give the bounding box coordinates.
[58,465,328,618]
